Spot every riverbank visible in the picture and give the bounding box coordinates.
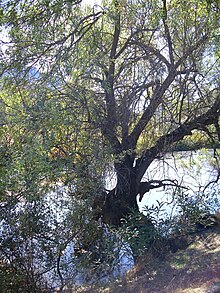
[72,220,220,293]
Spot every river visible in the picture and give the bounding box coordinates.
[138,149,220,216]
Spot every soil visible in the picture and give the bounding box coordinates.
[63,220,220,293]
[106,226,220,293]
[75,225,220,293]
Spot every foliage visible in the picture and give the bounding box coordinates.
[121,207,167,259]
[0,190,121,290]
[175,189,220,231]
[170,130,220,151]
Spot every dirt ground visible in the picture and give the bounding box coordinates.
[65,222,220,293]
[105,227,220,293]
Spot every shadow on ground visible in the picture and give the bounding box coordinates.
[110,227,220,293]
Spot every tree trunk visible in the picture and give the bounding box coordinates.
[101,154,139,226]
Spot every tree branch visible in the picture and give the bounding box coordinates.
[162,0,174,65]
[138,179,188,202]
[114,28,157,60]
[103,11,121,152]
[127,70,176,148]
[57,248,64,291]
[203,172,220,191]
[136,96,220,183]
[175,34,209,69]
[124,33,212,152]
[129,41,171,69]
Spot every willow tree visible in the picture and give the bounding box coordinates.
[0,0,219,226]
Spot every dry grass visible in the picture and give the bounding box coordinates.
[91,226,220,293]
[63,224,220,293]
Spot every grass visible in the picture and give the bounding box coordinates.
[59,217,220,293]
[76,225,220,293]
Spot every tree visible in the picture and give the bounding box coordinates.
[0,0,219,227]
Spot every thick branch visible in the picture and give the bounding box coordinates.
[138,179,188,202]
[136,96,220,183]
[127,71,176,148]
[103,13,121,152]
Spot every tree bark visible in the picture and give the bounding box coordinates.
[99,154,138,226]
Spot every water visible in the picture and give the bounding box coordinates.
[138,150,220,215]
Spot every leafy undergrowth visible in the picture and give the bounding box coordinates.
[72,224,220,293]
